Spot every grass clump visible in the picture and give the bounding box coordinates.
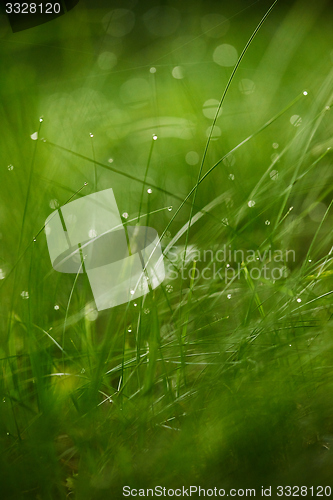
[0,0,333,498]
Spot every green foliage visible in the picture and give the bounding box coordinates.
[0,0,333,497]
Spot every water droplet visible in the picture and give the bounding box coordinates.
[89,133,94,138]
[7,164,14,171]
[0,269,5,280]
[2,397,5,403]
[97,51,117,70]
[6,432,9,436]
[39,117,43,122]
[134,303,137,307]
[108,158,114,163]
[325,106,330,111]
[21,291,29,300]
[152,134,157,140]
[128,327,132,333]
[238,79,255,95]
[122,212,129,219]
[202,99,222,119]
[168,206,172,211]
[223,154,236,167]
[308,259,312,263]
[296,298,302,303]
[248,200,255,208]
[33,238,37,242]
[272,143,279,149]
[30,132,38,140]
[265,220,271,225]
[86,309,98,322]
[227,294,232,299]
[290,115,302,127]
[130,290,135,295]
[88,229,97,238]
[226,264,230,268]
[222,218,229,226]
[213,44,238,67]
[228,173,235,181]
[150,67,156,73]
[268,170,278,182]
[144,308,150,314]
[303,90,308,96]
[80,368,85,374]
[147,188,152,194]
[49,199,59,209]
[172,66,185,79]
[84,181,88,186]
[166,284,173,293]
[185,151,199,165]
[205,125,221,140]
[54,305,59,310]
[289,206,294,211]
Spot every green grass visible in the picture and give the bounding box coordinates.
[0,0,333,498]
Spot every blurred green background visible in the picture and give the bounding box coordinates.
[0,0,333,498]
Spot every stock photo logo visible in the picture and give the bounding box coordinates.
[45,188,165,310]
